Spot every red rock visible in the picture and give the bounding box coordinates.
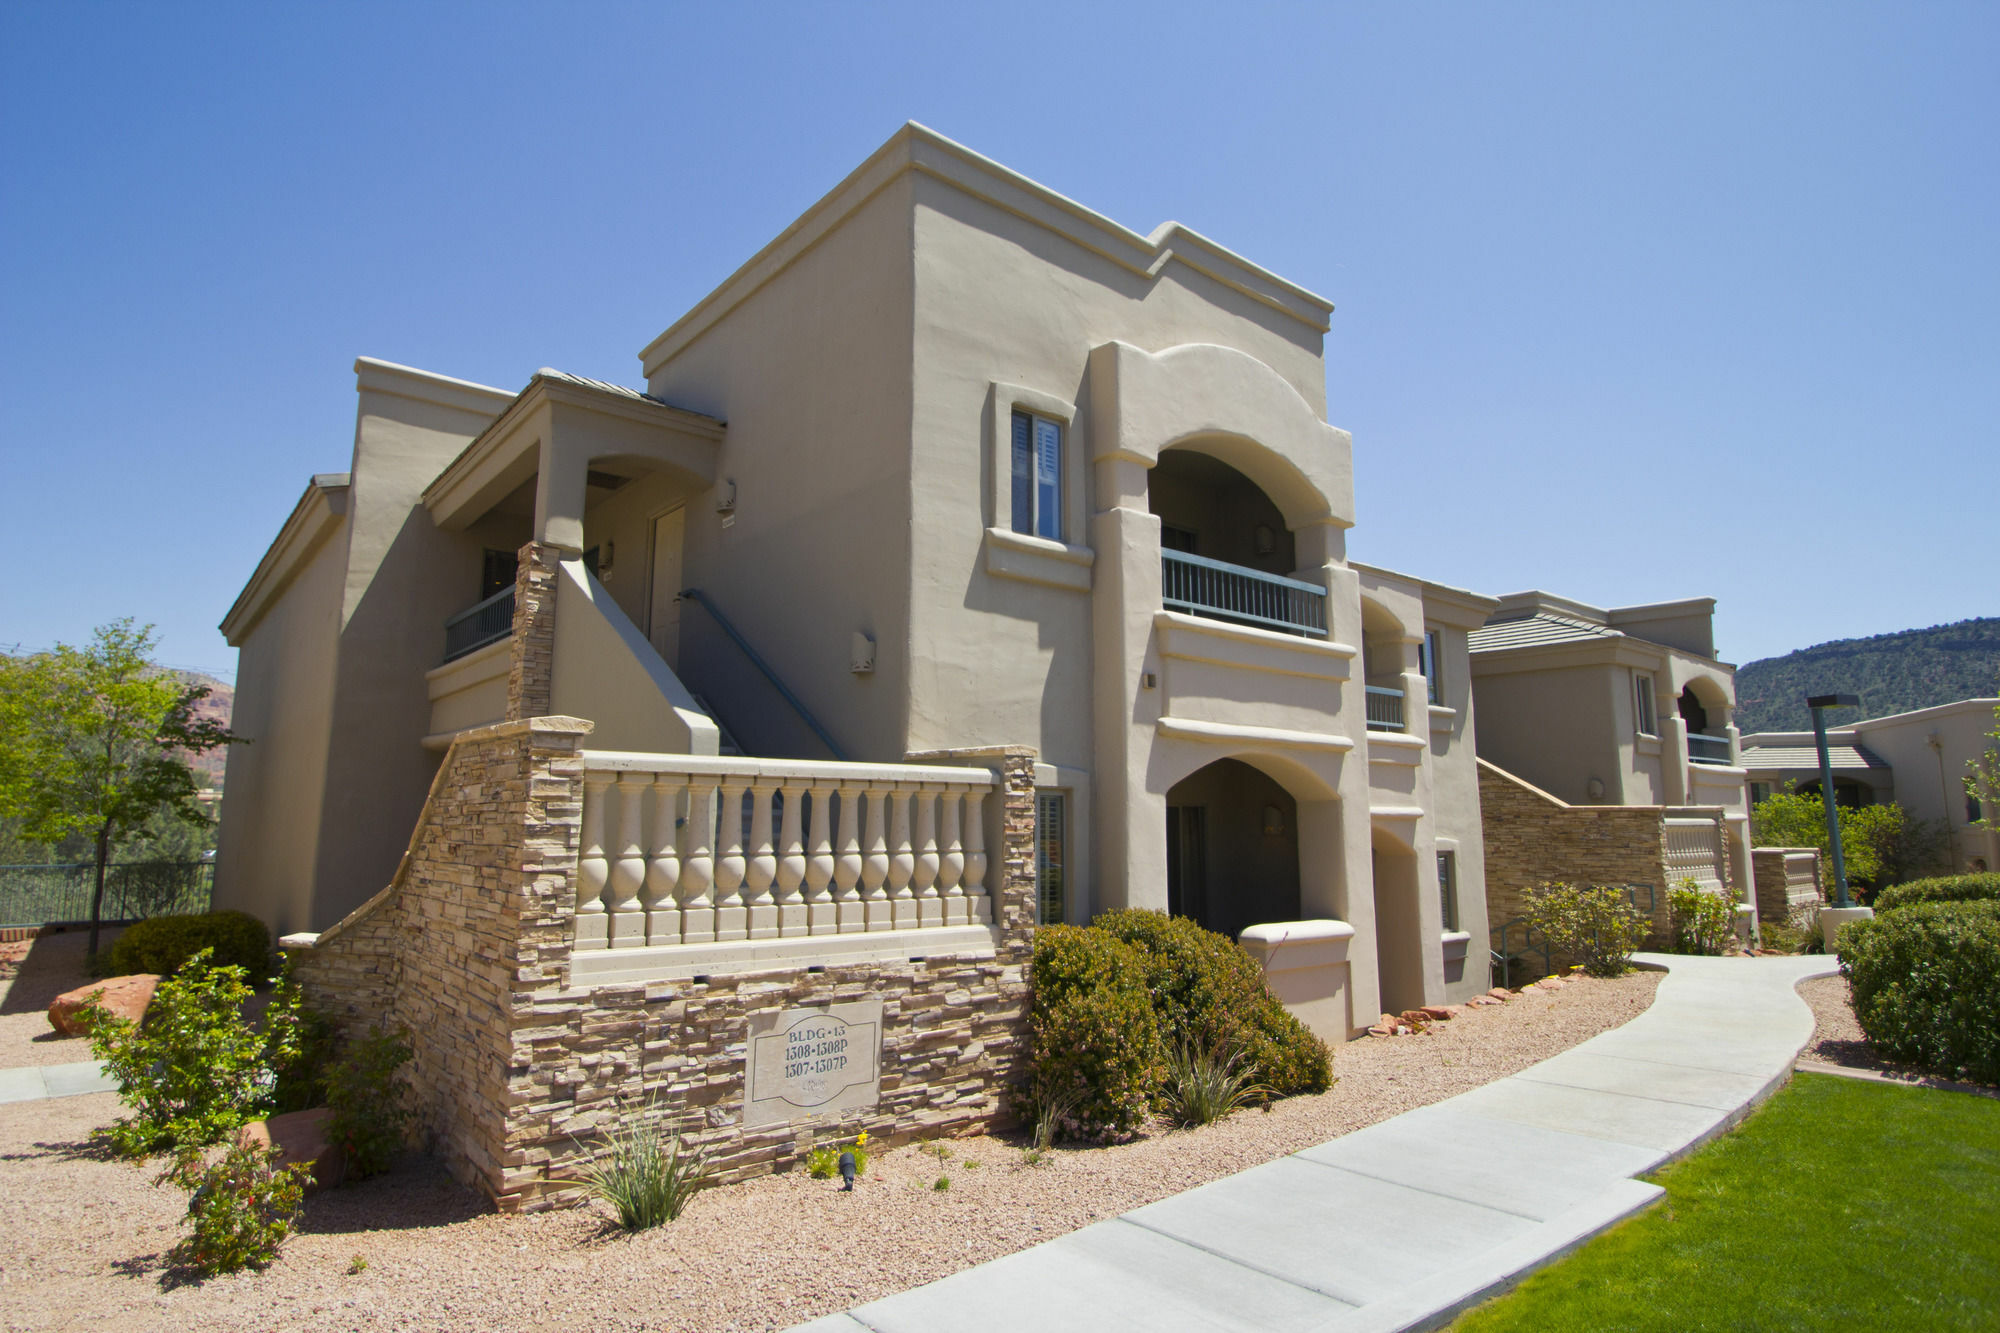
[1487,987,1513,1001]
[1420,1004,1464,1021]
[1398,1009,1433,1028]
[1379,1013,1400,1028]
[237,1108,345,1188]
[47,974,159,1036]
[1367,1024,1395,1038]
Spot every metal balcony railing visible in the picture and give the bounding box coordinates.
[1161,549,1328,638]
[1365,685,1406,732]
[1687,732,1734,766]
[444,586,514,662]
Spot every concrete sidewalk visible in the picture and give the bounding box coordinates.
[791,953,1837,1333]
[0,1059,117,1104]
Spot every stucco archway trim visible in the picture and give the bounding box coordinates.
[1086,341,1355,531]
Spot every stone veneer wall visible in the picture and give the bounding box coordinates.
[289,724,1039,1212]
[1752,847,1823,924]
[287,714,594,1195]
[1478,760,1703,942]
[506,540,562,721]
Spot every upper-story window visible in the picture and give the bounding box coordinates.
[1634,672,1658,736]
[1420,629,1443,705]
[1011,410,1063,541]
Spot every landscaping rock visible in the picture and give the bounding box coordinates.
[1487,987,1513,1001]
[46,974,159,1036]
[1398,1009,1433,1028]
[237,1107,345,1188]
[1420,1005,1463,1021]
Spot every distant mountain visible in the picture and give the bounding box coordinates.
[1734,617,2000,734]
[176,671,235,788]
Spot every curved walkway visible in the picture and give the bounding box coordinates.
[791,953,1838,1333]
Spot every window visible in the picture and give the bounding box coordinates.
[1634,673,1657,736]
[1971,796,1985,826]
[1420,629,1443,706]
[1750,782,1773,805]
[1161,524,1199,554]
[481,549,518,599]
[1035,791,1067,925]
[1437,850,1459,932]
[1011,410,1063,541]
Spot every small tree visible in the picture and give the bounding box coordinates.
[0,621,237,960]
[1750,784,1945,895]
[1968,692,2000,842]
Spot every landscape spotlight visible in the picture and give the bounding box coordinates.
[839,1150,857,1191]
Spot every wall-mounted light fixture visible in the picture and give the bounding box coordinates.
[1254,522,1277,557]
[1263,804,1285,836]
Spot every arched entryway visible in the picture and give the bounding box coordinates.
[1165,758,1301,940]
[1371,826,1427,1015]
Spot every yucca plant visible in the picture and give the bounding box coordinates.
[564,1111,713,1231]
[1159,1041,1267,1128]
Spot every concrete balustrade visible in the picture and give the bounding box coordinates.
[572,753,998,974]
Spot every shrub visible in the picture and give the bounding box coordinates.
[1159,1041,1267,1128]
[1873,873,2000,913]
[1027,925,1164,1139]
[160,1141,310,1277]
[566,1112,713,1231]
[102,910,270,979]
[1667,881,1737,955]
[262,957,337,1115]
[1092,910,1332,1097]
[88,949,268,1157]
[804,1130,869,1179]
[1839,900,2000,1084]
[325,1027,412,1180]
[1522,882,1649,977]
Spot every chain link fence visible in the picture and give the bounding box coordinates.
[0,861,215,929]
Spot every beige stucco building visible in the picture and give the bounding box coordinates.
[1740,697,2000,874]
[216,124,1516,1039]
[1466,591,1756,940]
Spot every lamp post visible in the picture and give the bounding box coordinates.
[1808,692,1874,949]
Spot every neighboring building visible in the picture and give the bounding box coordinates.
[1740,697,2000,874]
[1467,591,1755,940]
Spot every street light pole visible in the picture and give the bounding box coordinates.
[1808,692,1859,909]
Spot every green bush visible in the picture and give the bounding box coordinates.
[161,1141,310,1276]
[261,957,337,1115]
[565,1112,713,1231]
[1873,873,2000,913]
[1093,910,1332,1096]
[102,910,270,978]
[1522,882,1649,977]
[804,1130,869,1179]
[1667,881,1737,956]
[325,1027,412,1180]
[1027,925,1164,1139]
[88,949,269,1157]
[1839,900,2000,1084]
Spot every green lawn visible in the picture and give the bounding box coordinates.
[1453,1072,2000,1331]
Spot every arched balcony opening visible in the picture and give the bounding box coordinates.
[1164,757,1303,942]
[1149,446,1325,639]
[1680,678,1734,767]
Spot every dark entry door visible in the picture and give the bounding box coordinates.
[1165,805,1207,924]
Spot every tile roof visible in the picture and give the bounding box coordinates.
[533,367,682,408]
[1738,744,1891,772]
[1468,613,1622,653]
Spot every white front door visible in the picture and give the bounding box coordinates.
[648,507,685,670]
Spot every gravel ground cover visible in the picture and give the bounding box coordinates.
[0,969,1659,1333]
[0,928,127,1069]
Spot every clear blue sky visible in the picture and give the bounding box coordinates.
[4,2,1994,680]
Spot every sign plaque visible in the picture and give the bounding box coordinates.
[743,998,884,1128]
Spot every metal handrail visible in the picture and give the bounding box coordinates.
[679,588,847,761]
[1492,915,1552,989]
[1365,684,1405,732]
[1686,732,1733,766]
[1161,549,1328,638]
[443,586,515,662]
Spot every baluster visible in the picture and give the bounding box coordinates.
[862,784,892,932]
[962,788,990,924]
[888,784,917,930]
[806,782,837,936]
[836,787,865,933]
[913,785,941,928]
[939,786,966,926]
[746,779,779,939]
[645,776,683,947]
[608,774,649,948]
[575,775,612,949]
[777,780,808,936]
[714,777,748,942]
[680,783,716,944]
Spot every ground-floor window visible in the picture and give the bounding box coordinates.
[1437,850,1459,932]
[1035,791,1067,925]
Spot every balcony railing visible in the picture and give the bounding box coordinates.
[444,586,514,662]
[1161,549,1328,638]
[1687,733,1733,766]
[1365,685,1405,732]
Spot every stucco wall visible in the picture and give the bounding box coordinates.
[642,177,917,765]
[213,509,347,933]
[1470,664,1629,806]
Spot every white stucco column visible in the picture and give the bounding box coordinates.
[1090,457,1167,913]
